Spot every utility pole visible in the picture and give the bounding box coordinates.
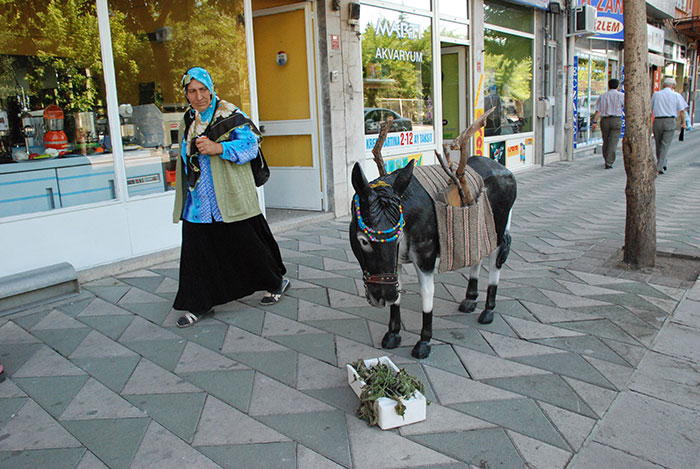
[621,0,656,268]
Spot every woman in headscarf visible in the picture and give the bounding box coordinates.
[172,67,290,327]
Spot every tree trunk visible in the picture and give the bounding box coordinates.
[622,0,656,268]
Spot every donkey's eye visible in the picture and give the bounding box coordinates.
[357,233,372,252]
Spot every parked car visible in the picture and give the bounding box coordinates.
[364,108,413,134]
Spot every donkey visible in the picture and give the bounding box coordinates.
[349,156,516,359]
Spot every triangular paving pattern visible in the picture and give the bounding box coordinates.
[174,341,245,373]
[0,400,81,451]
[305,318,372,345]
[0,322,40,344]
[453,346,551,379]
[262,312,324,336]
[82,285,130,304]
[120,302,173,325]
[423,365,521,405]
[248,374,333,416]
[71,355,141,393]
[192,395,288,446]
[125,393,207,443]
[561,377,617,418]
[539,289,612,308]
[230,350,298,387]
[538,401,596,451]
[117,287,169,305]
[297,299,355,321]
[522,301,602,323]
[198,442,296,468]
[296,354,348,391]
[432,327,495,355]
[407,427,524,468]
[533,335,629,366]
[260,410,352,467]
[507,430,572,469]
[30,310,84,330]
[169,322,228,351]
[180,369,255,412]
[552,319,641,346]
[0,448,85,468]
[346,415,458,468]
[450,398,570,450]
[76,315,134,340]
[62,418,149,468]
[483,374,597,419]
[503,316,584,340]
[121,339,186,371]
[59,378,145,420]
[119,316,182,342]
[130,421,219,468]
[398,403,496,436]
[77,297,131,316]
[70,331,138,359]
[118,275,165,293]
[13,346,85,378]
[30,328,91,356]
[480,330,568,358]
[215,309,266,335]
[13,375,88,419]
[121,359,200,395]
[270,332,338,365]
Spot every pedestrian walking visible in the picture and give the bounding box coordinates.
[173,67,290,327]
[591,79,624,169]
[650,77,689,174]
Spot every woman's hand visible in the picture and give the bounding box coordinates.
[195,136,223,155]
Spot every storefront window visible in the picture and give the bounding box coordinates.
[440,20,469,43]
[361,6,434,150]
[574,51,606,146]
[484,0,533,34]
[440,0,468,20]
[0,1,116,217]
[483,28,533,136]
[108,0,250,197]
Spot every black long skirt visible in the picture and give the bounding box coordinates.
[173,215,286,312]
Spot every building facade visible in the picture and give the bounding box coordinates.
[3,0,697,278]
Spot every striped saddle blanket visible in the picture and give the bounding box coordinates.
[413,164,498,273]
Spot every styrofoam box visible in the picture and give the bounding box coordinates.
[346,356,427,430]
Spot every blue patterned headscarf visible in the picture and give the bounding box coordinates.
[181,67,217,124]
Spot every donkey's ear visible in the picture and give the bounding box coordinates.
[392,159,414,197]
[351,162,371,200]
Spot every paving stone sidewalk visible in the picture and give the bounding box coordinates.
[1,131,699,468]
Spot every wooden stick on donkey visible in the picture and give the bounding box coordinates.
[349,109,517,359]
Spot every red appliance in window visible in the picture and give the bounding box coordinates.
[43,105,68,151]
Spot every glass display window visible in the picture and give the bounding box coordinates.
[483,28,533,137]
[361,6,434,154]
[574,51,607,146]
[484,0,533,34]
[108,0,251,196]
[0,0,117,218]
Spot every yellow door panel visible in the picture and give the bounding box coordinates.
[253,9,310,121]
[261,135,313,167]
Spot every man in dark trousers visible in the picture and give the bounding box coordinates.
[650,77,689,174]
[591,79,624,169]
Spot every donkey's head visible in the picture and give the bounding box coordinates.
[349,160,414,307]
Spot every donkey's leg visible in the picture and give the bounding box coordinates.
[479,232,511,324]
[412,268,435,359]
[459,260,482,313]
[382,303,402,349]
[382,276,402,349]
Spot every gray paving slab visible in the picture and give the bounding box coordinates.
[62,417,149,468]
[0,448,86,469]
[125,392,207,443]
[130,420,220,469]
[198,442,295,469]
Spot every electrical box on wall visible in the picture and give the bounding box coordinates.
[568,5,596,37]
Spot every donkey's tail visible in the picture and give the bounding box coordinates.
[496,230,511,269]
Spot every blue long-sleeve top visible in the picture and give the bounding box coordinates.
[182,125,259,223]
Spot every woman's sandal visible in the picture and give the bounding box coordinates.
[177,311,210,328]
[260,278,291,305]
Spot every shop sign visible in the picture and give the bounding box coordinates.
[578,0,624,41]
[647,24,664,54]
[372,18,423,64]
[573,56,579,148]
[383,153,424,173]
[365,129,434,151]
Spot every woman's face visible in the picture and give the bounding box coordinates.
[186,78,212,112]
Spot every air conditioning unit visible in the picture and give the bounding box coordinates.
[568,4,597,36]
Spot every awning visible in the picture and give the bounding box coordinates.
[673,16,700,41]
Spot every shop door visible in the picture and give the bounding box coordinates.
[253,4,322,210]
[441,46,468,149]
[544,42,556,153]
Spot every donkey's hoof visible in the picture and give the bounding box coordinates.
[478,309,494,324]
[459,299,477,313]
[411,341,431,359]
[382,332,402,349]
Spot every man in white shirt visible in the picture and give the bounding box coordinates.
[592,79,624,169]
[650,77,689,174]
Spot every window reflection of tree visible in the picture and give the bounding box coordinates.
[484,29,532,135]
[361,9,433,128]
